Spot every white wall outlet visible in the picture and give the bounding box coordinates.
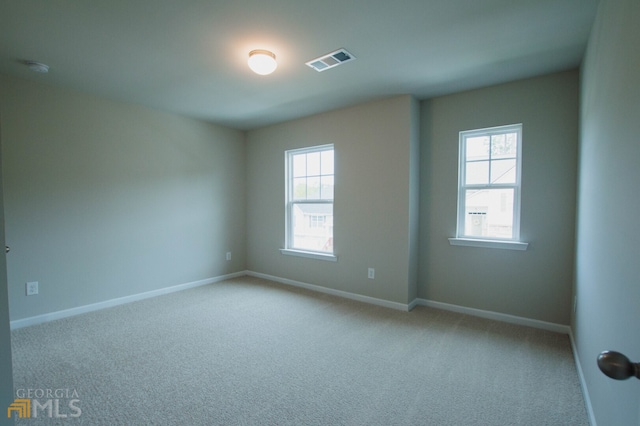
[368,268,375,279]
[226,252,232,261]
[26,281,39,296]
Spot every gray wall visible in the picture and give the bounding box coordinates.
[407,96,420,302]
[575,0,640,424]
[0,74,246,321]
[246,95,418,304]
[0,120,15,425]
[418,70,579,324]
[2,70,582,329]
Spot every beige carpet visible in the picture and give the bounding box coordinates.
[10,277,588,425]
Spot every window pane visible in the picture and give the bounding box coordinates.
[506,132,517,155]
[292,203,333,252]
[293,154,306,178]
[293,177,306,200]
[492,132,517,159]
[307,177,320,199]
[464,189,514,238]
[491,134,505,155]
[466,136,490,161]
[321,149,334,175]
[321,176,334,200]
[307,152,321,176]
[466,161,489,184]
[490,159,516,184]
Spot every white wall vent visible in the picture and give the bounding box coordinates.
[305,48,356,72]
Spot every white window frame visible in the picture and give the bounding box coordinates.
[280,144,337,261]
[449,124,528,251]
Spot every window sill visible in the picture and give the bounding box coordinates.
[448,238,528,251]
[280,249,338,262]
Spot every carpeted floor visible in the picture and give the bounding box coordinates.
[10,276,588,425]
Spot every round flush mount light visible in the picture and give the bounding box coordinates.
[248,50,277,75]
[26,61,49,73]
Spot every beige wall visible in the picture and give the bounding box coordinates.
[0,74,246,321]
[574,0,640,424]
[418,70,579,324]
[246,95,418,304]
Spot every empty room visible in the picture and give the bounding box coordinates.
[0,0,638,425]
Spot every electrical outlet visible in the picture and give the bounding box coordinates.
[226,252,232,261]
[26,281,39,296]
[368,268,375,279]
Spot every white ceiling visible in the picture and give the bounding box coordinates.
[0,0,598,130]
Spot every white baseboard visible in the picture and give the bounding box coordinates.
[568,330,597,426]
[407,298,420,311]
[12,271,574,336]
[10,269,595,425]
[244,272,573,335]
[246,271,413,312]
[10,271,246,330]
[413,298,571,334]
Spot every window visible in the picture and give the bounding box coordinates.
[451,124,527,250]
[282,145,335,260]
[309,215,326,228]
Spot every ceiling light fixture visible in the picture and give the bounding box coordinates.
[248,50,277,75]
[26,61,49,73]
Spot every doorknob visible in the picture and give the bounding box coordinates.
[597,351,640,380]
[4,246,8,254]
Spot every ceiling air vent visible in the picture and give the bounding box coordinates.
[305,48,356,72]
